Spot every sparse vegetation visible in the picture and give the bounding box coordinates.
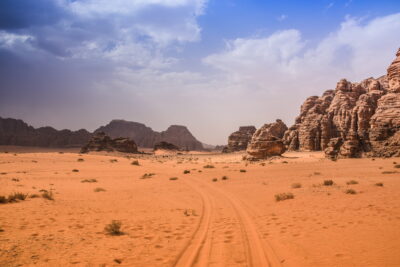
[212,178,218,182]
[346,180,358,185]
[222,176,228,180]
[72,169,79,172]
[11,178,19,182]
[382,171,397,174]
[169,177,178,181]
[291,183,302,189]
[7,192,28,202]
[323,180,334,186]
[375,182,384,187]
[94,187,106,192]
[0,196,7,204]
[81,179,98,183]
[394,164,400,168]
[110,159,118,163]
[42,191,54,200]
[345,189,357,194]
[183,170,190,174]
[282,161,288,164]
[104,220,123,236]
[131,160,140,166]
[313,172,321,175]
[275,192,294,202]
[239,169,246,173]
[203,164,215,168]
[29,194,40,198]
[77,158,84,162]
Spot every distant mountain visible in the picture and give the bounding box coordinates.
[95,120,204,150]
[0,117,91,148]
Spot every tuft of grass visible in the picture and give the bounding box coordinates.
[183,170,190,174]
[169,177,178,181]
[110,159,118,163]
[131,160,140,166]
[282,161,288,164]
[346,180,358,185]
[375,182,384,187]
[212,178,218,182]
[81,179,98,183]
[275,192,294,202]
[291,183,302,189]
[72,169,79,172]
[323,180,334,186]
[11,178,19,182]
[94,187,106,192]
[114,259,122,264]
[77,158,84,162]
[222,176,228,180]
[105,220,123,236]
[345,189,357,194]
[42,191,54,200]
[29,194,40,198]
[0,196,8,204]
[203,164,215,169]
[239,169,247,173]
[141,173,155,179]
[7,192,28,202]
[382,171,397,174]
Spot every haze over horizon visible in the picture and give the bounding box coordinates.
[1,0,400,145]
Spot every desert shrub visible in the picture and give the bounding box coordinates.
[345,189,357,194]
[323,180,334,186]
[81,179,97,183]
[291,183,302,189]
[375,182,384,187]
[29,194,40,198]
[169,177,178,181]
[104,220,123,236]
[275,193,294,202]
[183,170,190,174]
[0,172,7,175]
[222,176,228,180]
[72,169,79,172]
[14,192,28,200]
[94,187,106,192]
[382,171,397,174]
[42,191,54,200]
[239,169,246,173]
[282,161,288,164]
[394,164,400,168]
[110,159,118,163]
[32,160,38,163]
[77,158,84,162]
[131,160,140,166]
[0,196,7,204]
[313,172,321,175]
[11,178,19,182]
[212,178,218,182]
[346,180,358,185]
[203,164,215,168]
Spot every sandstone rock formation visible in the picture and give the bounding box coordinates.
[80,132,138,153]
[246,120,288,160]
[95,120,204,150]
[284,48,400,158]
[223,126,256,153]
[0,117,91,148]
[154,141,179,151]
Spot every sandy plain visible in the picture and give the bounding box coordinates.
[0,147,399,267]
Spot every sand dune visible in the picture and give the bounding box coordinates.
[0,147,399,266]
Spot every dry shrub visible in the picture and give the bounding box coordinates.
[275,193,294,202]
[104,220,123,236]
[291,183,302,189]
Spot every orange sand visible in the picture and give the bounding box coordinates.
[0,147,399,266]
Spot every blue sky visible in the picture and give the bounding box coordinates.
[1,0,400,144]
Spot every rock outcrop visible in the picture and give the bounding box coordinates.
[154,141,179,151]
[246,120,288,160]
[223,126,256,153]
[284,48,400,158]
[95,120,203,150]
[80,132,138,153]
[0,117,91,148]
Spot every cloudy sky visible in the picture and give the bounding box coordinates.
[1,0,400,144]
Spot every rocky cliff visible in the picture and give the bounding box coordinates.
[284,48,400,158]
[95,120,204,150]
[80,132,138,153]
[0,117,91,148]
[223,126,256,153]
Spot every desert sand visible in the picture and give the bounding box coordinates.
[0,147,399,266]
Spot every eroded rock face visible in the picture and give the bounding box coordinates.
[246,120,288,160]
[0,117,91,148]
[80,132,138,153]
[223,126,256,153]
[284,48,400,158]
[95,120,203,150]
